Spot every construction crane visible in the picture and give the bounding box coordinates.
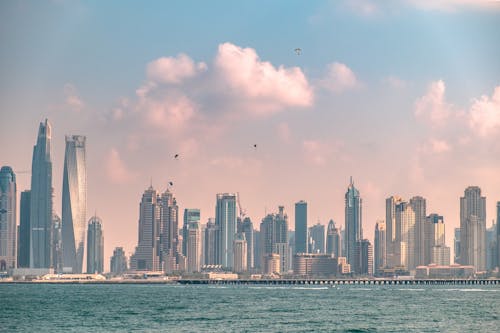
[236,192,246,219]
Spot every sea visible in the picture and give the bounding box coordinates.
[1,283,499,332]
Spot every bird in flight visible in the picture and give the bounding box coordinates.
[294,48,301,55]
[168,181,173,186]
[253,144,257,148]
[174,154,179,159]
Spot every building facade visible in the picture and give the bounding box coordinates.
[17,190,30,268]
[374,220,386,273]
[294,201,307,254]
[260,206,289,274]
[410,196,426,267]
[233,234,248,273]
[204,218,217,265]
[309,223,325,253]
[215,193,237,268]
[0,166,16,270]
[241,217,254,270]
[345,178,362,269]
[460,186,486,271]
[326,220,341,258]
[110,247,128,275]
[61,135,87,273]
[87,215,104,274]
[30,119,53,268]
[186,219,201,273]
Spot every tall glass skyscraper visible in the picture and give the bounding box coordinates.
[215,193,237,268]
[294,201,307,254]
[374,220,386,273]
[0,166,17,270]
[30,119,53,268]
[182,209,200,256]
[345,177,362,268]
[17,190,31,268]
[61,135,87,273]
[87,215,104,274]
[460,186,486,271]
[326,219,341,258]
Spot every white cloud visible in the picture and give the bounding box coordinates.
[215,42,314,114]
[105,148,136,184]
[469,86,500,137]
[319,62,358,93]
[414,80,452,126]
[146,53,207,84]
[421,138,452,154]
[64,83,84,111]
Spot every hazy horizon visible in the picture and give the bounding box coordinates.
[1,1,500,271]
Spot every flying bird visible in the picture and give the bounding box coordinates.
[253,144,257,148]
[169,181,173,186]
[174,154,179,159]
[294,48,302,55]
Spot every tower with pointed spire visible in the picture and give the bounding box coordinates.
[345,177,362,271]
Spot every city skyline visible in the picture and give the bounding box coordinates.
[1,1,500,270]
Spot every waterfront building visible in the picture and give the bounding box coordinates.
[253,230,260,269]
[182,209,200,257]
[159,189,179,266]
[204,218,217,265]
[309,223,325,253]
[17,190,30,268]
[87,215,104,274]
[425,214,446,265]
[454,228,461,264]
[0,166,16,270]
[52,214,63,272]
[395,200,415,270]
[260,206,289,274]
[337,257,351,274]
[354,239,373,276]
[30,119,53,268]
[415,264,475,279]
[460,186,486,271]
[431,245,450,266]
[326,220,341,258]
[374,220,386,272]
[186,219,201,273]
[215,193,237,268]
[294,201,307,254]
[241,217,254,269]
[110,247,127,275]
[486,220,497,270]
[233,234,248,273]
[345,178,362,269]
[385,196,403,268]
[61,135,87,273]
[410,196,426,267]
[130,186,161,271]
[293,253,337,277]
[263,253,280,275]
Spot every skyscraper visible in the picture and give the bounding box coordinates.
[354,239,373,276]
[215,193,237,268]
[395,200,415,270]
[61,135,87,273]
[110,247,128,275]
[204,218,217,265]
[241,217,254,269]
[87,215,104,274]
[460,186,486,271]
[345,178,362,267]
[186,218,201,273]
[454,228,461,264]
[374,220,386,273]
[497,202,500,269]
[233,233,248,273]
[385,196,402,269]
[426,214,450,266]
[326,220,341,258]
[52,214,63,272]
[30,119,53,268]
[17,190,31,268]
[182,209,200,257]
[410,196,426,267]
[295,201,307,254]
[130,186,160,271]
[260,206,289,274]
[486,220,497,270]
[309,223,325,253]
[0,166,16,270]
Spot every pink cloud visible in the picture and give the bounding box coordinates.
[319,62,358,93]
[146,53,207,84]
[469,86,500,137]
[105,148,136,184]
[414,80,453,126]
[64,83,84,111]
[420,138,452,154]
[215,42,313,114]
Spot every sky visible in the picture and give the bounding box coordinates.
[1,0,500,269]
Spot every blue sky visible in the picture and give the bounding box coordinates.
[1,0,500,264]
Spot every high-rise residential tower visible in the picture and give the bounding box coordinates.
[110,247,128,275]
[30,119,53,268]
[0,166,16,270]
[410,196,426,267]
[345,178,362,267]
[61,135,87,273]
[326,220,341,258]
[130,186,160,271]
[17,190,31,268]
[87,215,104,274]
[182,209,200,257]
[295,201,307,254]
[204,218,217,265]
[215,193,237,268]
[374,220,386,273]
[385,196,402,269]
[241,217,254,269]
[460,186,486,271]
[186,219,201,273]
[454,228,461,264]
[354,239,373,276]
[309,223,325,253]
[159,189,179,271]
[260,206,289,274]
[52,214,63,272]
[426,214,450,266]
[233,233,248,273]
